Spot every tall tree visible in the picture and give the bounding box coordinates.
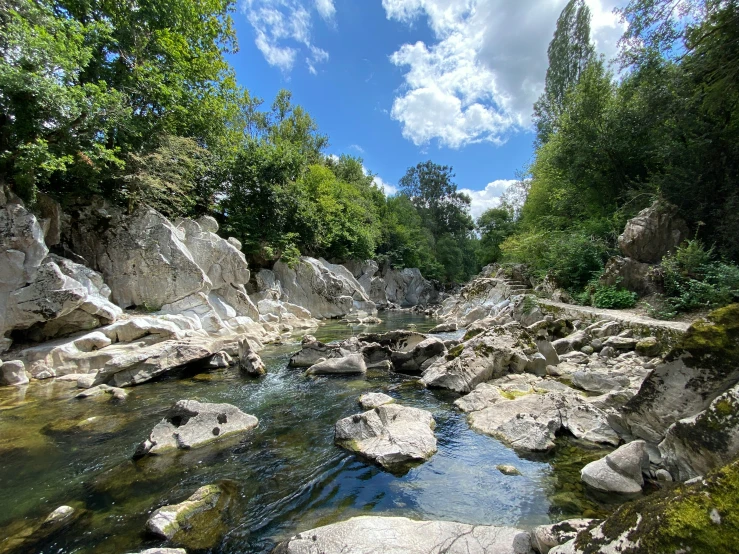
[533,0,596,144]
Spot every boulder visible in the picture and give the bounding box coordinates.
[421,326,536,393]
[467,392,619,452]
[134,400,258,457]
[496,464,522,476]
[358,392,395,410]
[580,441,649,494]
[429,322,458,333]
[288,338,348,368]
[532,519,596,554]
[618,200,689,264]
[357,330,428,352]
[306,353,367,375]
[145,482,234,550]
[0,360,28,386]
[552,330,589,355]
[380,267,441,307]
[600,256,657,295]
[75,384,128,401]
[238,338,266,376]
[658,383,739,481]
[635,336,661,357]
[391,337,446,374]
[334,404,437,470]
[273,516,533,554]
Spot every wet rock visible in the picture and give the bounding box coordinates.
[532,519,596,554]
[581,441,649,494]
[238,338,266,376]
[391,337,446,374]
[454,383,505,413]
[146,482,234,549]
[306,353,367,375]
[360,342,393,368]
[288,338,349,368]
[131,549,187,554]
[496,464,522,476]
[0,360,28,386]
[334,404,437,471]
[421,326,536,393]
[467,392,618,452]
[75,384,128,401]
[358,392,395,410]
[43,505,76,526]
[273,516,532,554]
[134,400,258,457]
[357,330,428,353]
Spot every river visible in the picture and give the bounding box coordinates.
[0,313,615,553]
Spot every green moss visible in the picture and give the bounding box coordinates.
[677,303,739,366]
[463,328,483,341]
[447,344,465,360]
[574,460,739,553]
[473,343,495,357]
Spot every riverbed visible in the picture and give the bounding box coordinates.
[0,313,616,553]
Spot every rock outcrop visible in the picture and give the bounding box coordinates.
[618,200,689,264]
[273,516,533,554]
[345,261,441,308]
[334,404,437,471]
[134,400,258,457]
[532,519,596,554]
[306,353,367,375]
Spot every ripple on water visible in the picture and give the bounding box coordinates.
[0,313,616,554]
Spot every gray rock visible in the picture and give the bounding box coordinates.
[358,392,395,410]
[496,464,522,476]
[600,256,657,295]
[429,322,458,333]
[358,330,428,352]
[307,353,367,375]
[0,360,28,386]
[525,352,548,376]
[603,336,638,350]
[238,338,266,376]
[635,337,661,357]
[75,384,128,401]
[391,337,446,374]
[581,440,649,494]
[134,400,258,457]
[571,371,628,394]
[532,519,596,554]
[655,469,673,482]
[618,200,689,264]
[131,549,187,554]
[552,330,589,355]
[536,339,560,366]
[598,346,616,359]
[335,404,437,470]
[273,516,533,554]
[43,505,76,526]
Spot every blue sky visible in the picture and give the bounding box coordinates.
[229,0,625,219]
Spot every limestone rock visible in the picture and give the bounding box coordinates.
[0,360,28,386]
[380,267,441,307]
[618,200,689,264]
[635,336,661,357]
[357,330,428,352]
[134,400,258,457]
[75,384,128,401]
[145,483,233,549]
[334,404,437,470]
[391,337,446,374]
[532,519,596,554]
[421,326,536,393]
[238,338,266,376]
[600,256,657,295]
[306,353,367,375]
[429,322,458,333]
[273,516,533,554]
[131,549,187,554]
[467,392,619,452]
[581,441,649,494]
[288,337,348,368]
[496,464,522,476]
[358,392,395,410]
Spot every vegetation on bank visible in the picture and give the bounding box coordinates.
[0,0,478,282]
[476,0,739,316]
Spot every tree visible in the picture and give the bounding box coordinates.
[476,207,516,265]
[533,0,596,144]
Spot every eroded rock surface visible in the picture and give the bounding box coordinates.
[580,441,649,494]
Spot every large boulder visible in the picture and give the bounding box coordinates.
[306,353,367,375]
[659,383,739,481]
[357,330,428,352]
[0,360,29,386]
[273,516,533,554]
[145,482,234,550]
[134,400,258,457]
[532,519,597,554]
[466,391,619,452]
[618,200,689,264]
[600,256,658,295]
[391,337,446,374]
[334,404,437,471]
[421,326,537,393]
[381,267,441,307]
[621,305,739,446]
[580,441,649,494]
[273,256,376,319]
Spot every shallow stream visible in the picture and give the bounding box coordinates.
[0,313,617,553]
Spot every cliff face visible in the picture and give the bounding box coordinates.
[0,192,440,387]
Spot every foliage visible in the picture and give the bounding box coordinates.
[476,207,516,265]
[592,284,638,309]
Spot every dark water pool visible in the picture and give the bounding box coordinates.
[0,313,614,553]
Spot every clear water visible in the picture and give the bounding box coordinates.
[0,314,615,553]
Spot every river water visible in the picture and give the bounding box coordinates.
[0,313,614,553]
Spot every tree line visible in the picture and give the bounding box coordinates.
[0,0,483,283]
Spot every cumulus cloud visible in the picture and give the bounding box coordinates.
[460,179,516,220]
[243,0,332,73]
[383,0,625,148]
[373,175,398,196]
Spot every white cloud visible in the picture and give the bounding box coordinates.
[383,0,625,148]
[349,144,366,154]
[243,0,331,73]
[460,179,516,220]
[374,175,398,196]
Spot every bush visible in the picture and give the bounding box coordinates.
[592,285,638,309]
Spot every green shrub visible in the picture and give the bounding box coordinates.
[592,285,638,309]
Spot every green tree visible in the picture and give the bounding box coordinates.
[533,0,596,144]
[476,207,516,265]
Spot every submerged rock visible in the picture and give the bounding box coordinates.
[273,516,533,554]
[306,353,367,375]
[358,392,395,410]
[580,441,649,494]
[146,482,234,549]
[134,400,258,457]
[334,404,437,471]
[75,384,128,401]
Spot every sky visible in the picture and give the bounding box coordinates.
[229,0,626,219]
